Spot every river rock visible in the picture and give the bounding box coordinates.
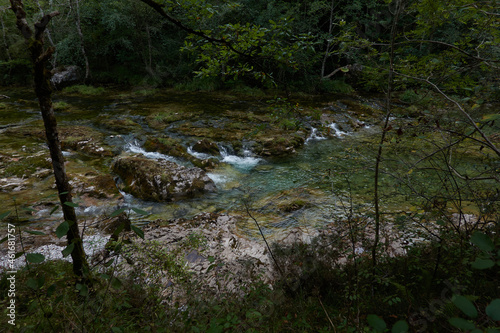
[112,155,216,201]
[192,138,220,155]
[51,65,82,90]
[115,213,274,299]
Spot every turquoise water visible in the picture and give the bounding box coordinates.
[2,88,497,239]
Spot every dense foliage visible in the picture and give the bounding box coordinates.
[2,0,496,94]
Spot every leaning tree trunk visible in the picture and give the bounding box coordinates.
[9,0,89,278]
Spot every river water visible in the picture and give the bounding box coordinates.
[1,87,496,241]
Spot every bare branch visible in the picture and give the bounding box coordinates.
[373,39,500,63]
[138,0,238,51]
[393,70,500,158]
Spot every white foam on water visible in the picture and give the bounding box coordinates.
[206,172,229,184]
[329,123,348,138]
[305,127,327,144]
[219,147,261,170]
[187,147,213,160]
[125,140,177,162]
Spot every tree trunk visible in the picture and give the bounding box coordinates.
[9,0,89,278]
[71,0,90,80]
[0,10,12,61]
[33,0,57,67]
[372,0,403,268]
[321,0,336,79]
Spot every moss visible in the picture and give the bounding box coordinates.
[53,101,70,111]
[278,199,312,212]
[62,85,107,95]
[96,117,141,134]
[4,154,52,177]
[146,109,199,130]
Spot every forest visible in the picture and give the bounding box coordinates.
[0,0,500,332]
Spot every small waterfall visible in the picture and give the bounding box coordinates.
[206,172,230,185]
[219,145,261,170]
[124,139,178,162]
[329,123,348,138]
[187,146,213,160]
[305,127,326,144]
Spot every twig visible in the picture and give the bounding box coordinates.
[243,201,284,277]
[318,296,336,332]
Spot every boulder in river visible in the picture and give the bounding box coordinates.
[50,65,82,90]
[192,138,220,155]
[112,155,216,201]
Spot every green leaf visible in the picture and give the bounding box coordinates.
[55,221,69,238]
[367,314,386,332]
[36,276,45,289]
[0,211,11,220]
[63,201,79,208]
[481,114,500,122]
[110,208,126,218]
[0,236,7,244]
[62,243,74,257]
[486,329,500,333]
[486,299,500,321]
[111,327,123,333]
[449,317,476,330]
[452,295,478,318]
[104,259,114,267]
[27,278,39,290]
[131,225,144,239]
[472,258,495,270]
[391,320,409,333]
[111,277,123,289]
[22,207,36,212]
[49,205,59,215]
[26,253,45,263]
[47,284,56,297]
[76,283,89,297]
[471,232,494,252]
[25,230,46,236]
[131,207,149,215]
[79,284,88,297]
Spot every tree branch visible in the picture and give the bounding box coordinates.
[138,0,248,57]
[394,70,500,158]
[373,39,500,63]
[34,11,59,40]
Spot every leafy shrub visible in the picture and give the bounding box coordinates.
[0,59,31,85]
[317,79,354,94]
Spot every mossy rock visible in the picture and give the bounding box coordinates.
[278,199,312,212]
[95,116,142,134]
[146,108,200,130]
[192,139,220,155]
[144,136,218,170]
[144,136,189,159]
[53,101,71,111]
[58,126,114,157]
[112,155,216,202]
[255,131,305,156]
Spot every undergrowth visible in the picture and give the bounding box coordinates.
[1,220,499,332]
